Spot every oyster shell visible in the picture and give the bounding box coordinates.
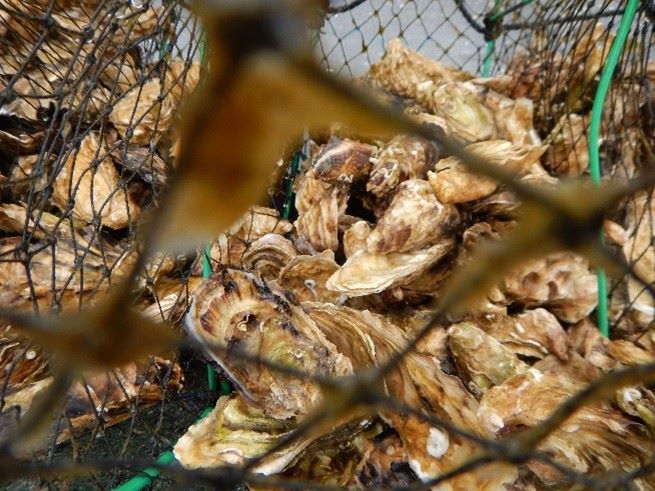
[448,322,529,397]
[186,269,352,418]
[109,80,176,145]
[368,38,470,106]
[366,135,438,200]
[366,179,458,254]
[294,170,348,251]
[621,192,655,329]
[429,82,497,142]
[543,114,590,177]
[501,252,597,323]
[174,394,303,472]
[276,251,341,303]
[427,140,547,204]
[306,303,517,487]
[482,91,541,146]
[343,220,372,259]
[326,239,455,297]
[53,132,140,229]
[479,368,655,489]
[476,309,569,361]
[312,138,376,184]
[241,233,297,281]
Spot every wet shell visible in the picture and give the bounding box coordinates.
[427,140,547,204]
[501,252,598,323]
[186,269,352,418]
[312,138,376,184]
[366,179,458,254]
[53,132,140,229]
[276,251,341,303]
[448,322,529,397]
[326,239,455,297]
[241,233,298,280]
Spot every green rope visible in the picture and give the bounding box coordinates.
[588,0,639,337]
[482,0,501,77]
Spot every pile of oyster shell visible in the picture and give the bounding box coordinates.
[174,36,655,488]
[0,0,197,441]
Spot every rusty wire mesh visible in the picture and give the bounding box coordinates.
[0,0,654,489]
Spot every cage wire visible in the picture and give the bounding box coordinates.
[0,0,654,490]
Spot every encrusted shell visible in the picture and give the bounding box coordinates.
[479,368,655,488]
[368,38,470,106]
[174,394,303,473]
[366,135,438,199]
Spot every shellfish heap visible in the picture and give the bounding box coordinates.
[175,37,655,488]
[0,1,198,443]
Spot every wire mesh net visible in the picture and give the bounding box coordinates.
[1,0,655,489]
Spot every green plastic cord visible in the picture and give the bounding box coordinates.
[589,0,639,337]
[482,0,501,77]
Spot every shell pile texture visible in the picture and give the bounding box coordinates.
[175,38,655,489]
[0,1,202,443]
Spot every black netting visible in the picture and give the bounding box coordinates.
[1,1,655,490]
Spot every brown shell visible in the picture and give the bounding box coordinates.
[368,38,470,107]
[326,239,455,297]
[502,252,598,323]
[621,192,655,329]
[543,114,590,177]
[241,233,298,280]
[366,135,438,199]
[109,80,176,145]
[448,322,529,397]
[312,138,376,183]
[53,132,140,229]
[366,179,459,254]
[428,140,547,204]
[276,251,341,303]
[343,220,372,259]
[294,171,348,251]
[482,91,541,146]
[475,309,570,361]
[479,369,655,488]
[186,269,352,418]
